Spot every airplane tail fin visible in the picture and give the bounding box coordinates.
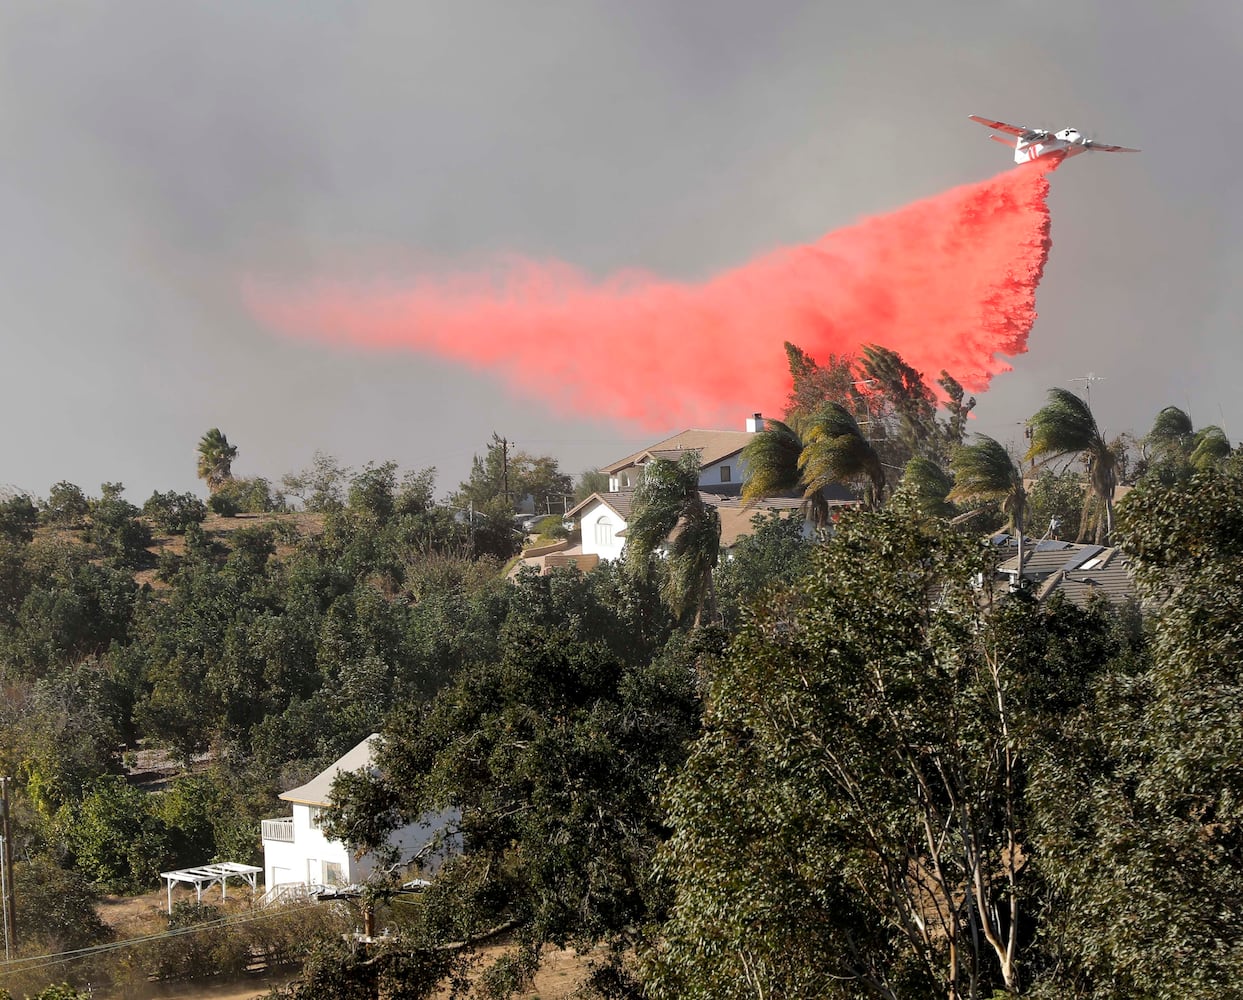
[989,134,1026,164]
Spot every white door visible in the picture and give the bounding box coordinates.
[307,858,319,884]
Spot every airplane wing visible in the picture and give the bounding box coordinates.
[1087,142,1140,153]
[969,115,1035,138]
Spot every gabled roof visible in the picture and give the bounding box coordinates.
[565,490,637,521]
[279,734,381,808]
[602,429,755,475]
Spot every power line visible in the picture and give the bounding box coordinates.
[1,899,314,977]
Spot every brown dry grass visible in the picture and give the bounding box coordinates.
[90,886,597,1000]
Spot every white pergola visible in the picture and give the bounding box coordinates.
[159,862,263,914]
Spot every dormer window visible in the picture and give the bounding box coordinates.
[720,465,732,483]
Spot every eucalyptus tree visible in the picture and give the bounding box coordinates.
[1025,387,1118,544]
[858,344,938,463]
[645,506,1119,1000]
[1029,466,1243,997]
[625,452,722,627]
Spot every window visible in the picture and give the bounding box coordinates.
[595,517,613,546]
[309,806,326,830]
[323,861,344,885]
[720,465,732,483]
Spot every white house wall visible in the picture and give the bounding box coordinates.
[699,456,749,489]
[580,504,627,562]
[264,802,354,888]
[263,803,462,889]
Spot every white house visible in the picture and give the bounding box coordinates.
[601,418,765,495]
[261,734,456,891]
[560,415,861,566]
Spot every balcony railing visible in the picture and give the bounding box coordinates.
[261,817,294,843]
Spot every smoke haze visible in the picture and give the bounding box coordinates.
[250,161,1055,429]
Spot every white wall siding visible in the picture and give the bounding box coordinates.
[262,803,462,889]
[580,503,627,562]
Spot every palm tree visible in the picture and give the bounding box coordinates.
[740,404,885,521]
[739,418,827,525]
[899,455,957,520]
[196,428,238,492]
[625,453,721,627]
[949,435,1027,575]
[799,403,886,510]
[1025,388,1117,544]
[1190,425,1231,471]
[1146,405,1194,455]
[1145,406,1232,477]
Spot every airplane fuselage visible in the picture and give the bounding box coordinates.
[1013,128,1086,164]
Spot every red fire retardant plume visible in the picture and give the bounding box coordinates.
[248,161,1055,429]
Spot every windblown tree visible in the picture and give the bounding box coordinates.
[800,402,887,510]
[950,434,1027,571]
[1025,387,1118,544]
[1145,405,1194,459]
[741,404,886,516]
[1190,424,1232,470]
[195,429,237,493]
[894,455,956,519]
[1030,465,1243,997]
[739,417,820,520]
[783,342,857,428]
[779,342,974,498]
[626,453,721,626]
[646,506,1120,999]
[857,344,938,465]
[1143,405,1232,481]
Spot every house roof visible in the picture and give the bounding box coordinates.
[1035,548,1135,606]
[996,540,1104,580]
[601,429,755,475]
[566,484,859,525]
[564,490,637,521]
[279,734,381,808]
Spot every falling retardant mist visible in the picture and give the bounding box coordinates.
[247,160,1057,429]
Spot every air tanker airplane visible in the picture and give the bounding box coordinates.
[969,115,1140,163]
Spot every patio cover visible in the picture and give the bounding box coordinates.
[159,862,263,914]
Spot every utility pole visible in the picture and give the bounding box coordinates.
[1,776,16,958]
[501,436,510,505]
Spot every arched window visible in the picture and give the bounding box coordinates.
[595,517,613,546]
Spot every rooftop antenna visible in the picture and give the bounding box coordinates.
[1069,372,1106,409]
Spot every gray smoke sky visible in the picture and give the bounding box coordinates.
[2,1,1240,501]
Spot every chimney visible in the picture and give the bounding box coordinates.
[746,412,764,433]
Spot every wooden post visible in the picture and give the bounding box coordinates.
[1,776,17,954]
